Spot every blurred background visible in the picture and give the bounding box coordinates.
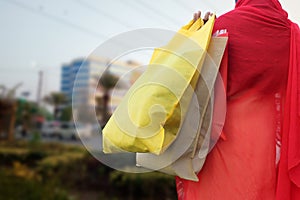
[0,0,298,199]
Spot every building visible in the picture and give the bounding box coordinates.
[61,59,87,105]
[60,57,143,112]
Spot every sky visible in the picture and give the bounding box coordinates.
[0,0,298,101]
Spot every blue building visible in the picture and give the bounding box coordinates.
[60,59,90,105]
[60,57,142,109]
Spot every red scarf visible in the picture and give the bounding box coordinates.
[232,0,300,198]
[176,0,300,199]
[276,20,300,200]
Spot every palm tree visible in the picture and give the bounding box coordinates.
[0,83,22,141]
[98,70,119,125]
[43,92,68,120]
[0,83,22,100]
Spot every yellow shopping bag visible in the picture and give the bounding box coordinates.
[136,35,228,181]
[103,16,215,155]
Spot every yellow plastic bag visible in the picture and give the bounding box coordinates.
[103,16,215,155]
[136,36,228,181]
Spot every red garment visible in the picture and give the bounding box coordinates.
[276,22,300,200]
[176,0,300,199]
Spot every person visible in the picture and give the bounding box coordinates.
[176,0,300,199]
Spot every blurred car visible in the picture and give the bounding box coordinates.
[57,122,77,140]
[41,121,60,137]
[76,123,93,139]
[56,122,93,140]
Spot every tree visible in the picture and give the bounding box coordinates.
[98,70,119,125]
[0,83,22,100]
[0,83,22,141]
[60,106,72,122]
[16,100,53,134]
[43,92,68,120]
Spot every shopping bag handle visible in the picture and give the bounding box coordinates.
[181,18,204,31]
[189,18,204,31]
[181,14,216,32]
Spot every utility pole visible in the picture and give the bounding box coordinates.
[37,70,43,107]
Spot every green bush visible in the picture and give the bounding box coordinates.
[109,170,177,200]
[0,170,69,200]
[0,141,177,200]
[0,147,47,167]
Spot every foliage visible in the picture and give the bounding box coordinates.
[60,105,72,121]
[38,152,84,167]
[43,92,68,107]
[0,141,177,200]
[109,170,177,200]
[97,70,120,125]
[28,131,42,149]
[37,106,54,121]
[15,99,53,129]
[15,99,33,130]
[0,83,22,100]
[99,70,119,91]
[0,169,69,200]
[0,84,23,141]
[43,92,68,119]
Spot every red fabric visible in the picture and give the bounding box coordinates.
[176,0,300,199]
[276,22,300,200]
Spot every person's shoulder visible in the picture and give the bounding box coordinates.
[214,9,238,31]
[216,9,238,21]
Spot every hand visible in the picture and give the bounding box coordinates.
[193,11,213,23]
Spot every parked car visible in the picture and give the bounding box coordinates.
[41,121,60,137]
[76,123,93,139]
[56,122,93,140]
[57,122,77,140]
